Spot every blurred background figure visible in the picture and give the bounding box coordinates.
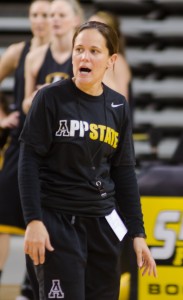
[0,92,11,296]
[0,92,10,173]
[22,0,84,115]
[89,11,133,119]
[0,0,51,299]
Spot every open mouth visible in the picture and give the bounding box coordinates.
[79,67,91,74]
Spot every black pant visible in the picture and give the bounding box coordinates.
[27,208,122,300]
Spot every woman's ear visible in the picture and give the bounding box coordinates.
[107,53,118,69]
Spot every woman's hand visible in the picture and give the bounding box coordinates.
[24,220,54,265]
[0,111,20,128]
[133,237,157,277]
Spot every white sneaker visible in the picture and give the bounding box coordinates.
[16,296,30,300]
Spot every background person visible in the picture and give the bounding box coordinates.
[0,92,10,288]
[0,0,51,298]
[89,11,133,107]
[18,21,157,300]
[0,92,11,182]
[22,0,84,115]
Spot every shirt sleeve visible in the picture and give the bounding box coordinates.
[19,87,54,156]
[111,165,146,238]
[18,142,43,225]
[111,100,136,166]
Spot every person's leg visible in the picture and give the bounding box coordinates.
[33,210,86,300]
[85,217,121,300]
[0,233,10,281]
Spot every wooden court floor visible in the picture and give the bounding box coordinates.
[0,285,20,300]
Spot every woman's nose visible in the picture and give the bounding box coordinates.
[81,51,90,61]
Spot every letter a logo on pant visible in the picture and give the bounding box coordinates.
[48,279,64,298]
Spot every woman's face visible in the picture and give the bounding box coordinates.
[72,28,116,91]
[49,0,79,37]
[29,0,51,39]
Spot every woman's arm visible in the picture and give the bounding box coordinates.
[18,142,54,265]
[22,45,48,114]
[103,54,131,100]
[111,164,157,277]
[111,165,145,237]
[18,143,43,223]
[0,111,20,129]
[22,52,38,114]
[0,42,25,81]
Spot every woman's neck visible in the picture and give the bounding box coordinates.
[73,78,104,96]
[51,30,74,52]
[31,35,50,50]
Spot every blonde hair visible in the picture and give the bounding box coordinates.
[30,0,52,5]
[53,0,85,24]
[29,0,52,14]
[90,11,125,55]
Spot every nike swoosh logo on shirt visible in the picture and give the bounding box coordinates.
[111,102,124,108]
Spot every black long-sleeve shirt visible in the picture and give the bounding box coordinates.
[18,79,146,238]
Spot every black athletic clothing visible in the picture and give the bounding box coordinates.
[19,144,144,237]
[13,41,30,137]
[36,46,73,85]
[19,79,144,236]
[18,79,143,228]
[111,165,145,236]
[0,41,30,232]
[18,79,145,300]
[28,208,121,300]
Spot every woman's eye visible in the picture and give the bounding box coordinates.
[31,13,38,18]
[42,13,48,19]
[59,13,65,18]
[76,48,83,53]
[91,49,98,54]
